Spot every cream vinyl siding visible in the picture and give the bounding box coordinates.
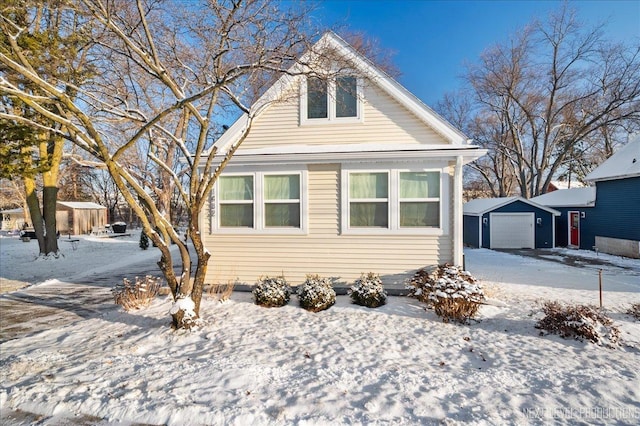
[236,81,448,151]
[204,164,453,285]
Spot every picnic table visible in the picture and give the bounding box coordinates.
[63,238,80,250]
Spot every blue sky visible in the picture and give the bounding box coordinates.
[313,0,640,105]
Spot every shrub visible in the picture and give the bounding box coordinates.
[139,231,149,250]
[298,274,336,312]
[407,264,484,323]
[350,272,387,308]
[112,275,161,311]
[253,275,291,307]
[627,303,640,320]
[536,301,620,347]
[405,267,432,303]
[209,279,237,302]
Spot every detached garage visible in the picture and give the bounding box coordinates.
[463,197,560,249]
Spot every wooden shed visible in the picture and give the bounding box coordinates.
[56,201,108,235]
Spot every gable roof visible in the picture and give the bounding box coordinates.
[585,135,640,182]
[463,196,560,216]
[57,201,106,210]
[213,31,470,156]
[548,180,585,191]
[531,187,596,208]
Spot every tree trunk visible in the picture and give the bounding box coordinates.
[24,177,46,254]
[43,185,59,254]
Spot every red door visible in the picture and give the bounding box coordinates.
[569,212,580,246]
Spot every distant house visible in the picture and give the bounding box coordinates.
[463,197,560,249]
[546,180,585,192]
[1,201,108,235]
[200,32,485,286]
[0,208,26,231]
[532,136,640,258]
[531,187,596,249]
[584,137,640,258]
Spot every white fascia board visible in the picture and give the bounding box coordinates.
[464,196,560,217]
[208,147,486,167]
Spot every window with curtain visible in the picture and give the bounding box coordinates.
[349,172,389,227]
[219,175,254,227]
[307,77,328,119]
[336,76,357,118]
[399,172,440,227]
[264,174,301,228]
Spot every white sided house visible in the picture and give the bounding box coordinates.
[201,32,485,286]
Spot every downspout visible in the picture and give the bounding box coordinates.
[454,156,463,266]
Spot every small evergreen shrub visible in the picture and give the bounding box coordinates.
[350,272,387,308]
[253,275,291,307]
[139,231,149,250]
[536,301,620,347]
[112,275,161,311]
[407,264,484,323]
[627,303,640,320]
[298,274,336,312]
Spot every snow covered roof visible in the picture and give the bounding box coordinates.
[57,201,106,210]
[585,135,640,182]
[531,187,596,208]
[548,180,585,190]
[463,196,560,216]
[0,208,24,214]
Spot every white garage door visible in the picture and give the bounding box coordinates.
[490,213,535,249]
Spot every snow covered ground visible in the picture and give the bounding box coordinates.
[1,235,639,425]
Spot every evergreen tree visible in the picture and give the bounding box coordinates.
[139,231,149,250]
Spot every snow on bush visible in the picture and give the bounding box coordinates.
[112,275,161,311]
[536,301,620,347]
[253,275,291,307]
[627,303,640,320]
[298,274,336,312]
[407,264,484,323]
[350,272,387,308]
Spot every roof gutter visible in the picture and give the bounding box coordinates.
[205,147,487,167]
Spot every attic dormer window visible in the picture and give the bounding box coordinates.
[307,77,328,119]
[301,75,362,124]
[336,76,357,117]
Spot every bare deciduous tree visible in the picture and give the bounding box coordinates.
[438,5,640,198]
[0,0,357,328]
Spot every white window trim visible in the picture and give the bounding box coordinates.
[299,76,364,126]
[341,165,448,236]
[212,168,308,235]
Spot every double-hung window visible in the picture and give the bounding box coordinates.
[215,170,306,233]
[399,172,440,227]
[219,175,254,228]
[349,172,389,227]
[302,75,362,124]
[343,167,444,234]
[264,175,301,228]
